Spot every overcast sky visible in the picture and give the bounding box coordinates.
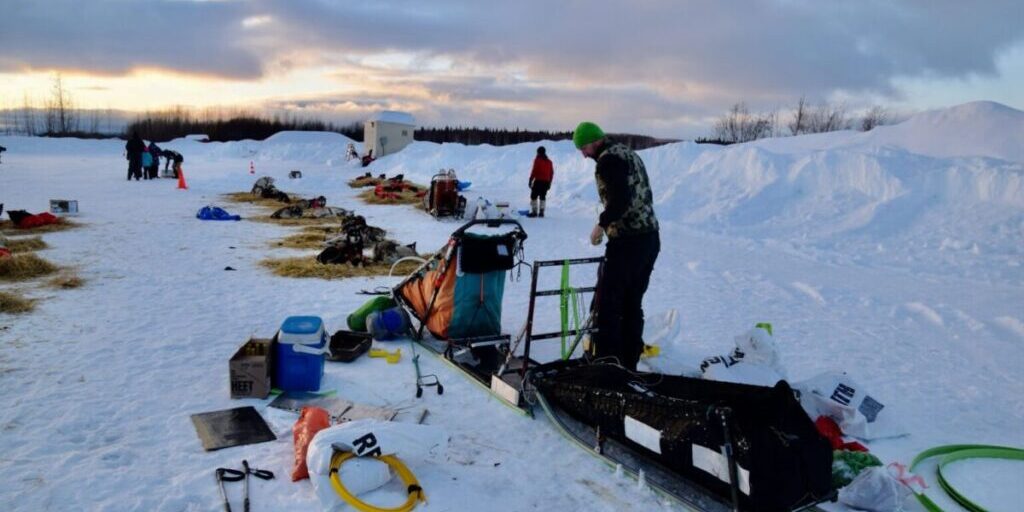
[1,0,1022,138]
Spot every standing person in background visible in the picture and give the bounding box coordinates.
[146,142,162,179]
[528,146,554,218]
[573,121,660,371]
[125,133,145,181]
[0,145,6,164]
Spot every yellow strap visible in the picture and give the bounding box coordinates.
[329,451,425,512]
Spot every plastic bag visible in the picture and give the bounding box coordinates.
[291,406,331,481]
[306,420,448,512]
[794,372,907,440]
[838,466,912,511]
[699,324,786,386]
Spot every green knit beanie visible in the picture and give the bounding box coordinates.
[573,121,605,149]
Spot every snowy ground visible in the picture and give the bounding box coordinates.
[1,101,1022,511]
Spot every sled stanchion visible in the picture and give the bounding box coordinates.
[521,260,541,376]
[714,407,741,512]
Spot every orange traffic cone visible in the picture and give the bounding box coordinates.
[177,167,188,190]
[249,161,255,174]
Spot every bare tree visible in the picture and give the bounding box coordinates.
[45,74,76,134]
[806,102,848,133]
[714,102,774,143]
[788,95,808,135]
[20,92,38,135]
[860,105,888,131]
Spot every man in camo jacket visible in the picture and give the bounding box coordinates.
[574,121,661,370]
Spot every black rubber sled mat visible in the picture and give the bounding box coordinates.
[190,406,277,451]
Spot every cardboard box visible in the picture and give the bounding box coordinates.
[229,338,273,399]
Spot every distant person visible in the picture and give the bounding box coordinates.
[361,149,375,167]
[573,121,660,371]
[527,146,554,217]
[0,145,6,164]
[146,142,162,179]
[141,143,154,180]
[162,149,184,178]
[125,133,145,181]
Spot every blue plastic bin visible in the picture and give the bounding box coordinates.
[273,316,328,392]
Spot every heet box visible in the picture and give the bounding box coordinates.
[229,338,273,399]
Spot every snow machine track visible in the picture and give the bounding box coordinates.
[534,390,830,512]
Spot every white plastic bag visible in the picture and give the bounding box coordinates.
[699,325,787,387]
[838,466,912,511]
[793,372,907,440]
[306,420,448,511]
[732,327,786,378]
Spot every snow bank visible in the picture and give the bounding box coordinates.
[1,100,1021,512]
[358,102,1024,283]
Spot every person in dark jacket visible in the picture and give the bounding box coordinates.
[528,146,554,217]
[146,142,162,179]
[574,121,660,370]
[162,149,184,178]
[125,133,145,181]
[0,145,6,164]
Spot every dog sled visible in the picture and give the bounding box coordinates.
[422,169,466,219]
[530,359,835,511]
[393,219,532,407]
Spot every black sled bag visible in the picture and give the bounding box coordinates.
[458,232,517,273]
[531,360,833,511]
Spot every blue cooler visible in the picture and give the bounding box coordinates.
[273,316,328,392]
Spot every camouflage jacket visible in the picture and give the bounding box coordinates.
[595,143,659,238]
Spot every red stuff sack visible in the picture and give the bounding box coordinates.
[291,406,331,481]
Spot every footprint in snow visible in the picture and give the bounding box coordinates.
[903,302,945,327]
[993,316,1024,340]
[791,281,826,305]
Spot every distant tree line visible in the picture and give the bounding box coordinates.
[123,109,364,143]
[711,96,892,144]
[413,126,674,150]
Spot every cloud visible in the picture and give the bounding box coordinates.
[0,0,264,79]
[2,1,1022,137]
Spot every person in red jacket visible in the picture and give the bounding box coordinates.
[528,146,554,217]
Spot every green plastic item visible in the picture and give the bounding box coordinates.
[832,450,882,489]
[560,261,583,359]
[347,296,397,332]
[910,444,1024,512]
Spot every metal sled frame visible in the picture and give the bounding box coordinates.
[519,257,603,376]
[394,219,534,413]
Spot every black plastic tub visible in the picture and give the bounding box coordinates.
[327,330,371,362]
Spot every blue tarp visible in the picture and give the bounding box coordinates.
[456,180,472,191]
[196,205,241,221]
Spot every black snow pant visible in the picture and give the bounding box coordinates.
[530,180,551,200]
[592,230,660,370]
[128,156,142,180]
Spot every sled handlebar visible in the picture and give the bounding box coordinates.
[452,218,527,239]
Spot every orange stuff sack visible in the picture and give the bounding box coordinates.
[291,406,331,481]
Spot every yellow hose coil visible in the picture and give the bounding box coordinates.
[328,450,426,512]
